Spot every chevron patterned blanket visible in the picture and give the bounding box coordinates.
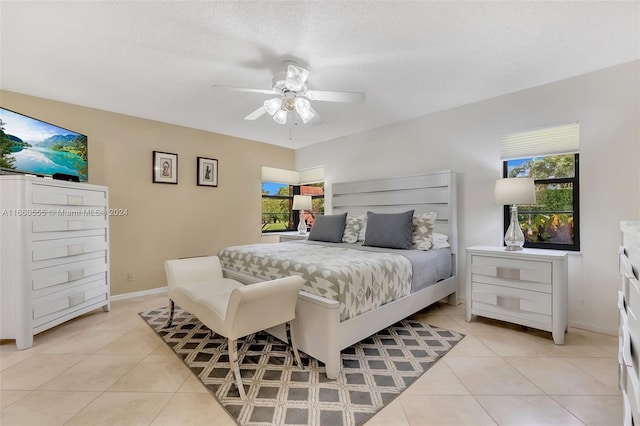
[218,242,412,321]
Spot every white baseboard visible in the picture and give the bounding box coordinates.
[568,320,617,337]
[110,286,168,302]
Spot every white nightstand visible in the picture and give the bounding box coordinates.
[278,232,307,242]
[465,246,568,344]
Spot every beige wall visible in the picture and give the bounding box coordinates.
[1,90,295,295]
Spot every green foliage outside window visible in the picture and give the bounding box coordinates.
[505,154,579,249]
[261,182,325,232]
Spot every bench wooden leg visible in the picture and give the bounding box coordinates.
[286,321,303,369]
[165,299,175,328]
[228,338,247,400]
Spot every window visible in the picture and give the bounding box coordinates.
[261,182,324,232]
[260,166,325,233]
[503,154,580,251]
[500,123,580,251]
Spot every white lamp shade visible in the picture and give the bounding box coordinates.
[264,98,282,115]
[292,195,312,210]
[494,178,536,205]
[272,109,288,124]
[294,98,315,124]
[285,65,310,91]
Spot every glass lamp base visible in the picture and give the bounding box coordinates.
[504,205,525,251]
[297,210,307,235]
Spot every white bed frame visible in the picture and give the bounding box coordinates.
[224,170,458,379]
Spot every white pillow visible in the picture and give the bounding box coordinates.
[432,240,451,249]
[412,212,437,250]
[342,214,365,243]
[358,218,367,241]
[432,232,449,243]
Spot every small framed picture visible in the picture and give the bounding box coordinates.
[153,151,178,184]
[197,157,218,187]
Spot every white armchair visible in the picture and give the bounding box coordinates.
[164,256,304,400]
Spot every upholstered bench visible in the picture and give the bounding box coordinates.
[164,255,304,399]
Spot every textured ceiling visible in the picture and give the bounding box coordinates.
[1,1,638,148]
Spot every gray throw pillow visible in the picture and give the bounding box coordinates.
[308,213,348,243]
[364,210,415,249]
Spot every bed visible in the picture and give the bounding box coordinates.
[220,170,458,379]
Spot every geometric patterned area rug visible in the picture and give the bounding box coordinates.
[140,306,464,426]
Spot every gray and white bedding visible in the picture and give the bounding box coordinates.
[218,240,451,321]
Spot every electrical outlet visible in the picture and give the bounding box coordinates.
[126,272,134,281]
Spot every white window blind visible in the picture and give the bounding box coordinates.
[261,166,299,185]
[500,122,580,160]
[261,166,324,184]
[298,166,324,184]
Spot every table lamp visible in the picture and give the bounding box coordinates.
[292,195,312,235]
[494,178,536,251]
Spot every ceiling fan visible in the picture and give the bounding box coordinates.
[213,61,366,125]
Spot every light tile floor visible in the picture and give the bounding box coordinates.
[0,293,621,425]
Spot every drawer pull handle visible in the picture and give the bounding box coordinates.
[67,195,84,205]
[496,267,521,280]
[67,244,84,256]
[68,292,85,307]
[497,295,520,310]
[68,269,84,281]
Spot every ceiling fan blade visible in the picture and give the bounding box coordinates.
[304,90,365,103]
[309,106,324,125]
[212,85,278,95]
[244,106,266,120]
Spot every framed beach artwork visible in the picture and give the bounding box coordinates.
[197,157,218,187]
[153,151,178,184]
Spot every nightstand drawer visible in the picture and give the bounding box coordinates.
[471,255,552,284]
[472,282,552,322]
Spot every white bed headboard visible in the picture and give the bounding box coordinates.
[331,170,458,261]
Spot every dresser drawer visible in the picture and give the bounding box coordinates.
[32,235,107,262]
[622,392,633,426]
[621,253,633,302]
[623,228,640,266]
[626,367,640,424]
[471,282,552,324]
[32,215,107,233]
[31,256,107,291]
[624,253,640,305]
[620,293,628,367]
[628,274,640,336]
[32,278,108,324]
[620,303,634,369]
[620,361,628,393]
[31,184,107,207]
[471,255,552,285]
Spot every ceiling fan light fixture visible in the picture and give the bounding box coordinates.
[285,65,310,92]
[294,98,315,124]
[273,108,288,124]
[264,98,281,115]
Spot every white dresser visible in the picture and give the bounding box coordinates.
[619,221,640,425]
[0,175,110,349]
[465,246,568,344]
